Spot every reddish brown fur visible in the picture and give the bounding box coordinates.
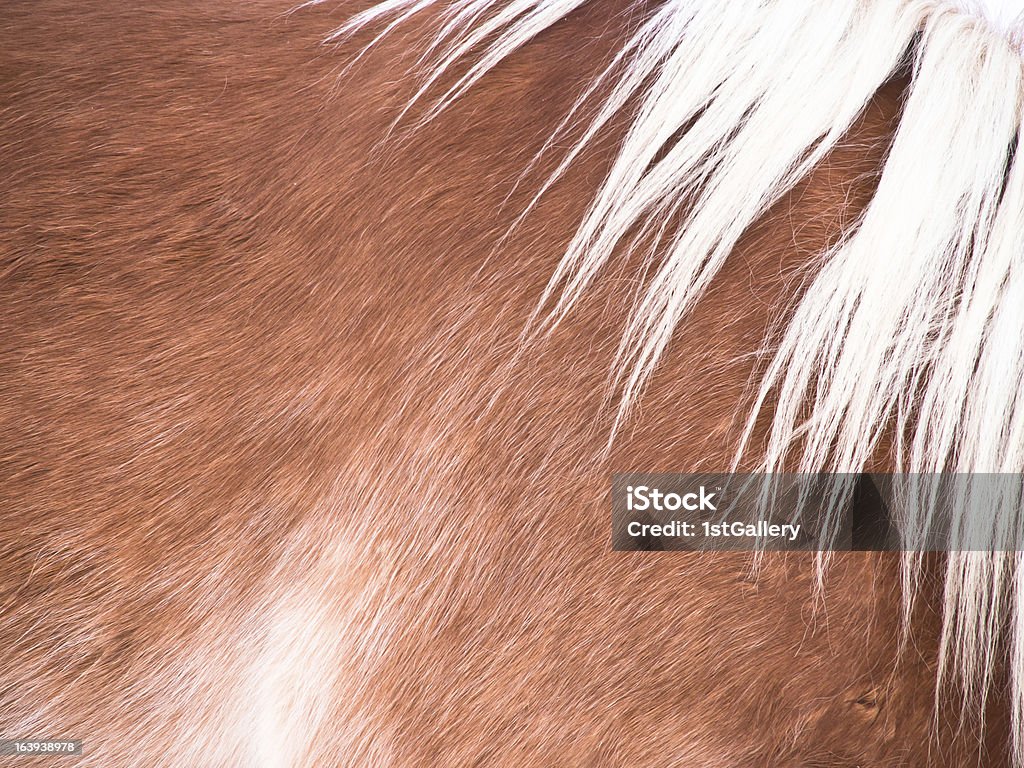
[0,1,1012,765]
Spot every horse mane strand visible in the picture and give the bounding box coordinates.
[324,0,1024,761]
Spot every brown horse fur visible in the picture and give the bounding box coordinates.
[0,0,1014,765]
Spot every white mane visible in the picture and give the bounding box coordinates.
[328,0,1024,761]
[972,0,1024,33]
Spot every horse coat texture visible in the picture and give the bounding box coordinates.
[0,0,1022,765]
